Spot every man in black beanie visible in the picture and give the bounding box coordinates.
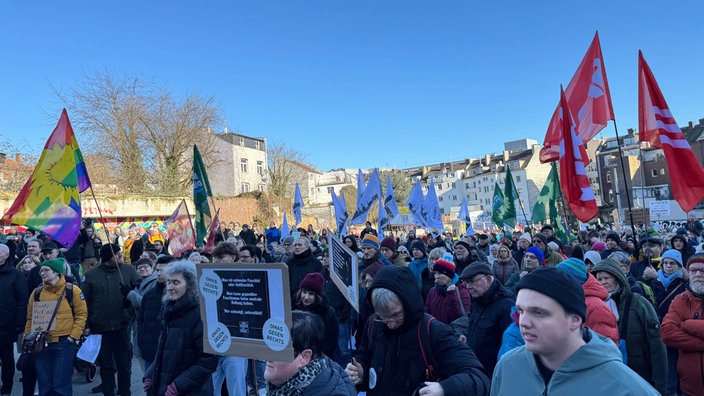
[82,243,139,396]
[491,267,659,395]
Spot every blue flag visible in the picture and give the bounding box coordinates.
[281,212,290,239]
[331,190,350,237]
[406,181,427,228]
[378,195,388,233]
[421,180,444,232]
[350,169,382,225]
[355,169,366,217]
[458,197,474,236]
[293,183,304,226]
[384,174,400,219]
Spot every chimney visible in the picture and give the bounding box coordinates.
[484,154,491,166]
[503,150,509,163]
[15,153,21,163]
[627,128,635,136]
[689,121,695,128]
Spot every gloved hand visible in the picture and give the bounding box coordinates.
[142,378,152,392]
[165,382,179,396]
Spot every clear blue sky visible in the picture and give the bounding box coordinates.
[1,1,703,171]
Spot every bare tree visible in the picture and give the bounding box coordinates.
[267,142,309,198]
[53,69,221,195]
[0,135,38,192]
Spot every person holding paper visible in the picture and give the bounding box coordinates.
[25,258,87,396]
[143,260,217,396]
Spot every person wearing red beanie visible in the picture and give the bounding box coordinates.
[295,273,339,359]
[424,258,471,325]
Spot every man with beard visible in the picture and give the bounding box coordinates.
[359,235,392,273]
[453,240,485,275]
[661,254,704,396]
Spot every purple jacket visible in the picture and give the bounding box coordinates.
[424,283,471,325]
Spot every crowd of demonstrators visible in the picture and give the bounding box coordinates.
[6,215,704,395]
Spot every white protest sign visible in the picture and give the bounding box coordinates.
[649,201,670,218]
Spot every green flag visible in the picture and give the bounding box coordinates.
[531,163,567,243]
[502,167,519,228]
[492,182,504,227]
[193,145,212,247]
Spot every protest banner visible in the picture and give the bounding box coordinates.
[328,230,359,312]
[31,301,58,331]
[197,262,294,362]
[165,199,197,256]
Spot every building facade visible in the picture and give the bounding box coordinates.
[208,131,268,197]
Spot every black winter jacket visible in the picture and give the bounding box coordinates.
[138,281,165,362]
[354,266,490,396]
[463,279,515,375]
[145,296,217,396]
[287,250,323,297]
[297,300,340,359]
[0,262,28,339]
[82,263,139,332]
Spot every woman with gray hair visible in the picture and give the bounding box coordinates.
[143,260,217,395]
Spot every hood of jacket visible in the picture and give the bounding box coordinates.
[582,273,608,301]
[545,329,624,384]
[367,265,424,332]
[591,259,629,297]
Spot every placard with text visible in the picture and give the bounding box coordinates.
[197,262,294,362]
[328,230,359,312]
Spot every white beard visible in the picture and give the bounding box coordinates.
[690,280,704,295]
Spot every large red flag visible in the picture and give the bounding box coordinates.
[638,51,704,212]
[558,87,598,222]
[541,32,615,164]
[204,208,220,254]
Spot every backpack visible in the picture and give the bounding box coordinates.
[636,281,656,306]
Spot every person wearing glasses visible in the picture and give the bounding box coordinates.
[591,259,667,394]
[661,254,704,396]
[457,262,515,377]
[531,233,564,267]
[345,266,489,396]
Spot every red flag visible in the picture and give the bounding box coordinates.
[165,199,197,257]
[541,32,614,164]
[558,87,598,222]
[204,208,220,254]
[638,51,704,212]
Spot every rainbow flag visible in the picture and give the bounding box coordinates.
[2,109,92,247]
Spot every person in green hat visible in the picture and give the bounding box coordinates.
[25,258,87,395]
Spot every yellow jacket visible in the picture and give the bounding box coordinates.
[25,277,88,342]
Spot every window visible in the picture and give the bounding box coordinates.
[239,137,245,147]
[452,182,456,188]
[257,161,264,175]
[452,195,457,201]
[439,196,444,202]
[438,184,443,190]
[514,161,520,169]
[516,176,521,182]
[465,183,470,189]
[651,169,658,177]
[240,158,248,173]
[606,173,612,182]
[259,184,265,191]
[242,182,250,192]
[518,189,522,196]
[660,168,665,175]
[440,208,445,214]
[255,141,261,150]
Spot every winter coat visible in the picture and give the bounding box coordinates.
[591,259,668,395]
[297,300,339,359]
[491,329,660,396]
[424,283,471,325]
[408,256,428,289]
[323,267,350,323]
[463,279,515,375]
[491,259,519,285]
[265,227,281,244]
[354,266,490,396]
[661,288,704,396]
[454,250,487,276]
[301,356,356,395]
[600,247,625,260]
[287,249,323,297]
[25,277,87,343]
[420,267,435,301]
[145,296,217,396]
[239,228,257,246]
[138,281,165,363]
[542,246,564,267]
[82,263,139,332]
[497,308,522,360]
[0,262,28,339]
[127,273,157,312]
[582,273,619,345]
[652,275,687,320]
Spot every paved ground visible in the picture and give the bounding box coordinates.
[8,352,144,396]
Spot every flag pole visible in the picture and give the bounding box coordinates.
[88,186,124,284]
[610,122,637,232]
[557,194,573,244]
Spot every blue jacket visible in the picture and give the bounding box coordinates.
[492,329,659,396]
[265,227,281,244]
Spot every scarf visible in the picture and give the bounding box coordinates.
[434,283,449,296]
[657,268,683,289]
[268,356,326,396]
